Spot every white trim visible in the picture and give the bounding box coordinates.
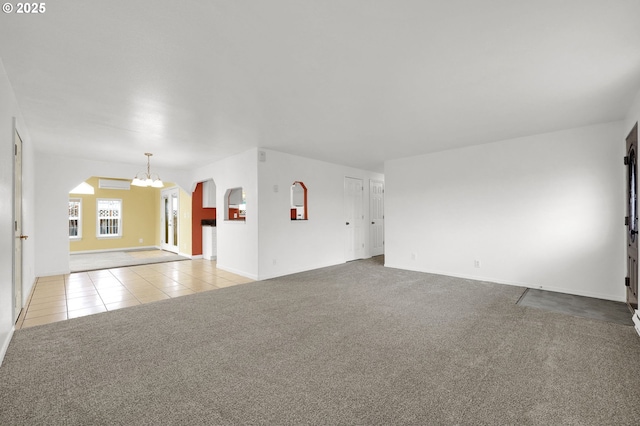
[224,187,245,220]
[96,198,123,238]
[215,264,258,280]
[257,259,347,281]
[68,198,82,240]
[39,268,72,276]
[70,246,159,255]
[0,327,15,367]
[384,263,626,303]
[11,118,18,326]
[160,187,180,253]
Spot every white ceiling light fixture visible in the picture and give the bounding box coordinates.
[132,153,164,188]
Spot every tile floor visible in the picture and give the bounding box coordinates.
[16,259,253,329]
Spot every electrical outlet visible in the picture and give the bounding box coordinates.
[139,238,143,243]
[272,259,277,266]
[474,260,481,268]
[411,253,417,260]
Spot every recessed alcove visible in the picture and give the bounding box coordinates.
[225,187,246,221]
[290,181,307,220]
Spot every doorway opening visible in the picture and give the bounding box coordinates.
[192,180,217,260]
[161,187,180,253]
[67,176,183,271]
[369,180,384,256]
[344,177,364,261]
[13,127,24,323]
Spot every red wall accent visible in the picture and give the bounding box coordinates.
[192,182,216,256]
[228,208,245,221]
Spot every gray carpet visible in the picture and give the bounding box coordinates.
[69,249,189,272]
[2,257,640,425]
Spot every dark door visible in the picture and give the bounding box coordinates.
[625,123,638,312]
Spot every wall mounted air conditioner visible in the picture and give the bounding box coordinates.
[98,179,131,190]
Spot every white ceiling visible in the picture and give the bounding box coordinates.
[1,0,639,172]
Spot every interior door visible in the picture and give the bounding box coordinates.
[13,128,24,323]
[161,188,179,253]
[369,180,384,256]
[345,177,364,261]
[626,122,638,312]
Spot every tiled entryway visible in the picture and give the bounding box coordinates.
[16,259,253,329]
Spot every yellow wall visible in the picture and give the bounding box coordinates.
[70,177,162,252]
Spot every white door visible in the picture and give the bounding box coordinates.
[14,129,24,323]
[369,180,384,256]
[345,177,364,261]
[161,188,179,253]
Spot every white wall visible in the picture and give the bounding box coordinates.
[0,59,35,363]
[257,149,384,280]
[189,148,260,279]
[385,121,626,301]
[625,88,640,135]
[34,153,191,276]
[188,148,384,280]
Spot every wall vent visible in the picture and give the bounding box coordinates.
[98,179,131,190]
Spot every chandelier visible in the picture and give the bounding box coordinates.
[131,153,164,188]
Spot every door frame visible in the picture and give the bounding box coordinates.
[625,122,638,312]
[369,179,384,256]
[12,120,24,323]
[344,176,365,262]
[160,187,180,253]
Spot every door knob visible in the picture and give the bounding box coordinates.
[18,235,28,240]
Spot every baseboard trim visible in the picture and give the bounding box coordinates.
[0,327,15,367]
[257,260,345,281]
[37,269,71,278]
[70,246,160,255]
[384,263,626,303]
[215,264,258,280]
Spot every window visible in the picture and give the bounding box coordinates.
[69,199,82,239]
[291,181,308,220]
[97,198,122,237]
[225,187,246,221]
